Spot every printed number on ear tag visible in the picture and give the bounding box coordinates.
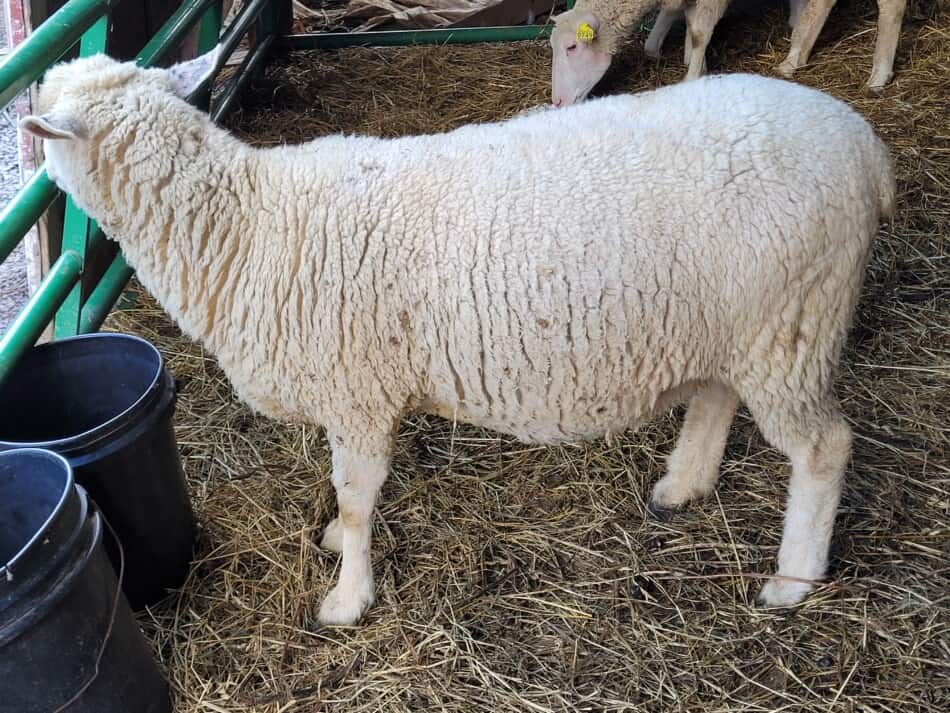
[576,23,596,42]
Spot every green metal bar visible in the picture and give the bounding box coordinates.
[197,0,223,51]
[0,0,118,110]
[137,0,218,66]
[79,251,133,333]
[55,13,110,338]
[0,250,82,384]
[257,0,291,39]
[211,33,272,121]
[282,25,552,50]
[192,1,223,108]
[219,0,269,59]
[0,170,57,265]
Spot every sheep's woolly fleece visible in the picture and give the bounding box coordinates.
[29,48,899,626]
[36,60,888,455]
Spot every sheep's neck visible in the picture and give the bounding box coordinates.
[101,131,269,355]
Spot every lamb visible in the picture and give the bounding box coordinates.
[550,0,740,106]
[777,0,907,91]
[551,0,905,106]
[22,49,895,626]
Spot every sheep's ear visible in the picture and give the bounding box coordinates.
[19,113,83,140]
[167,44,222,99]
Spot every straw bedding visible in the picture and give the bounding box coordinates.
[103,0,948,710]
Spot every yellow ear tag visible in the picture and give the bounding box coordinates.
[576,22,596,42]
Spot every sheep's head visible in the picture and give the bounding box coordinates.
[550,9,612,107]
[19,47,221,210]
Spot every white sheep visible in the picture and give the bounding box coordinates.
[22,49,895,626]
[777,0,907,91]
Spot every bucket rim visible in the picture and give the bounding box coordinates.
[0,332,167,451]
[0,448,75,577]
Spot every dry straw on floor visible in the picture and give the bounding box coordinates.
[104,0,948,710]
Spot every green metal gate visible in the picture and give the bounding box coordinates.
[0,0,566,385]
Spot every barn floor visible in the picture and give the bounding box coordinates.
[105,1,948,711]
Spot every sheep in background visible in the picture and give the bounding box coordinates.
[550,0,739,106]
[22,50,894,625]
[778,0,907,91]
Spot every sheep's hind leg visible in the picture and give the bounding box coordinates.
[788,0,808,28]
[649,382,739,518]
[777,0,837,77]
[683,2,726,80]
[645,9,682,59]
[751,403,851,607]
[866,0,906,91]
[317,439,391,626]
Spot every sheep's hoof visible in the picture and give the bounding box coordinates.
[320,517,343,554]
[317,581,374,626]
[776,59,798,79]
[646,500,677,522]
[757,577,812,608]
[865,73,891,94]
[644,46,662,60]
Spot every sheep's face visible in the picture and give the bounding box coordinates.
[19,48,220,212]
[550,10,612,107]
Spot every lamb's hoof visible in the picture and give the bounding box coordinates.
[776,59,798,79]
[865,73,891,94]
[646,500,677,522]
[320,517,343,554]
[317,582,374,626]
[644,46,662,61]
[757,578,812,608]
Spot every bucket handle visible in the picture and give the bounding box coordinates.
[51,509,126,713]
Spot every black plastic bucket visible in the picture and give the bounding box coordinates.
[0,333,195,609]
[0,448,171,713]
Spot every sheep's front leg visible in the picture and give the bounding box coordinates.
[683,2,726,80]
[866,0,906,91]
[777,0,837,78]
[650,382,738,516]
[645,9,682,59]
[317,441,391,626]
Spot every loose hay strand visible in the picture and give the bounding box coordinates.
[105,1,949,711]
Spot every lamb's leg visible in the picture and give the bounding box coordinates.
[683,2,726,80]
[753,405,852,606]
[650,382,739,515]
[645,9,682,60]
[777,0,837,78]
[866,0,906,91]
[317,440,391,626]
[788,0,808,28]
[683,22,693,66]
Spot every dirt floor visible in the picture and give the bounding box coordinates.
[105,1,948,711]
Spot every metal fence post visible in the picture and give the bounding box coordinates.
[52,12,109,338]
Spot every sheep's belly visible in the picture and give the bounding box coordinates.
[416,387,681,445]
